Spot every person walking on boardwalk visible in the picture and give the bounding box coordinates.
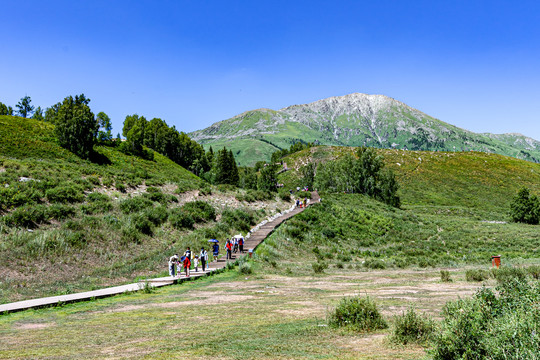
[184,247,192,260]
[225,239,233,260]
[212,242,219,262]
[183,255,191,277]
[169,254,179,276]
[200,247,208,271]
[238,236,244,253]
[233,237,239,253]
[193,255,199,272]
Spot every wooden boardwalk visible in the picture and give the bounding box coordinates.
[0,192,319,314]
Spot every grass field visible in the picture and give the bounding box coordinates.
[0,264,483,359]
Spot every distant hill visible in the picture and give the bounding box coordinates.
[278,145,540,211]
[190,93,540,166]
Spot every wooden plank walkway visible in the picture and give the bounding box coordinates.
[0,192,319,314]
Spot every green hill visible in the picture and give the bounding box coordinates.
[190,93,540,166]
[280,145,540,212]
[0,115,288,303]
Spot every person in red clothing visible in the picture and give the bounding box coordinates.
[183,255,191,277]
[238,236,244,253]
[225,239,233,260]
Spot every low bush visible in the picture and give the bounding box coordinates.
[221,208,255,232]
[431,280,540,359]
[121,223,141,244]
[296,191,312,199]
[132,214,153,235]
[491,266,528,283]
[119,196,153,214]
[87,192,110,202]
[81,201,113,215]
[198,186,212,196]
[48,204,76,220]
[328,296,388,332]
[182,201,216,223]
[4,204,49,227]
[278,190,291,202]
[391,308,436,345]
[45,185,85,204]
[527,265,540,279]
[238,262,253,275]
[115,182,126,193]
[144,205,168,226]
[440,270,452,282]
[465,269,490,282]
[363,258,387,269]
[169,208,195,229]
[312,262,328,273]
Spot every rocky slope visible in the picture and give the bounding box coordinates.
[190,93,540,166]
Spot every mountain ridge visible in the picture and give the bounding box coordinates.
[190,93,540,166]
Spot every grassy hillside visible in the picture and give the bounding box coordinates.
[0,115,291,303]
[280,145,540,212]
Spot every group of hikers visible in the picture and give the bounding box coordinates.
[168,236,245,278]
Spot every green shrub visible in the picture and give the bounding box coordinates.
[312,262,328,273]
[221,208,255,232]
[144,205,168,226]
[363,258,387,269]
[440,270,452,282]
[431,280,540,359]
[296,190,312,199]
[45,185,85,203]
[80,201,113,215]
[198,186,212,196]
[4,204,49,227]
[510,187,540,224]
[48,204,76,220]
[466,269,490,282]
[62,219,83,231]
[132,214,153,235]
[322,228,336,238]
[182,201,216,223]
[119,196,153,214]
[116,182,126,193]
[121,223,141,244]
[66,231,87,248]
[169,208,195,229]
[328,296,388,332]
[87,192,110,202]
[143,187,168,203]
[491,266,528,283]
[279,190,291,202]
[391,308,436,345]
[238,262,253,275]
[527,265,540,279]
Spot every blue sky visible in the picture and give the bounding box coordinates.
[2,1,540,140]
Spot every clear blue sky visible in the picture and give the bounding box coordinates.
[2,1,540,140]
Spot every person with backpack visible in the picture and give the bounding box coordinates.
[200,247,208,272]
[212,242,219,262]
[183,255,191,277]
[184,247,192,261]
[233,238,239,253]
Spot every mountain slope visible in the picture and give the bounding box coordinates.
[190,93,540,166]
[278,145,540,211]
